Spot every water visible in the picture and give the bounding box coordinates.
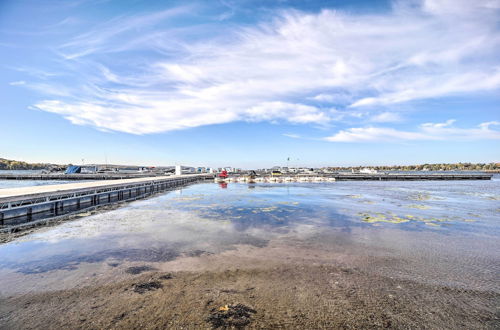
[0,178,498,298]
[0,170,74,189]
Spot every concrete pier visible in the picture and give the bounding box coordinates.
[0,174,213,227]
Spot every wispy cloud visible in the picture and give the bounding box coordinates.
[324,120,500,142]
[26,0,500,134]
[9,80,26,86]
[57,6,194,60]
[282,133,301,139]
[370,112,403,123]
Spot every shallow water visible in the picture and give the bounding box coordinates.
[0,170,79,189]
[0,179,499,296]
[0,180,77,189]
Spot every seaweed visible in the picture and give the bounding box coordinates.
[207,304,257,328]
[133,280,163,294]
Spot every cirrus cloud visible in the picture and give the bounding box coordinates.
[21,0,500,134]
[324,120,500,142]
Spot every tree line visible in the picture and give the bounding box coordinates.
[0,158,63,170]
[327,163,499,171]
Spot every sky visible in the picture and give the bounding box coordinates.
[0,0,499,168]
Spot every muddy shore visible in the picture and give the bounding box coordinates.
[1,248,498,329]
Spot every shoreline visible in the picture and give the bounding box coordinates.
[1,247,497,329]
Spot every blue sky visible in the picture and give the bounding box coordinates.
[0,0,499,168]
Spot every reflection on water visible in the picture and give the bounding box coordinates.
[0,180,499,295]
[0,179,77,189]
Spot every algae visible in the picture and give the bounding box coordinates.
[358,211,473,226]
[346,195,363,199]
[406,204,431,210]
[408,193,431,201]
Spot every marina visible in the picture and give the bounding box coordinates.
[1,0,499,327]
[0,172,491,181]
[0,171,492,228]
[218,172,492,182]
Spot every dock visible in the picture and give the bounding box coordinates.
[223,173,493,182]
[0,174,213,227]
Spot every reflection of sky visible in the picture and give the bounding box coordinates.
[0,180,499,280]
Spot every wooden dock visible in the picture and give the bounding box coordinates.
[0,174,213,227]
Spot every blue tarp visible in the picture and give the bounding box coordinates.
[65,165,81,174]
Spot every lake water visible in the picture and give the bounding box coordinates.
[0,178,498,328]
[0,170,74,189]
[1,178,498,289]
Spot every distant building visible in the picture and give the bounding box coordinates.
[358,168,378,174]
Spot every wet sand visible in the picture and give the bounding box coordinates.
[1,248,497,329]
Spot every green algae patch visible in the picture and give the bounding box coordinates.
[408,193,431,201]
[357,211,473,227]
[260,206,278,212]
[250,206,279,213]
[278,201,299,206]
[408,193,444,201]
[358,212,409,224]
[346,195,363,199]
[406,204,431,210]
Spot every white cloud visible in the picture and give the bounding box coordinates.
[420,119,455,129]
[325,120,500,142]
[57,6,194,60]
[370,112,402,123]
[350,70,500,107]
[27,0,500,134]
[245,102,330,124]
[9,80,26,86]
[283,133,301,139]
